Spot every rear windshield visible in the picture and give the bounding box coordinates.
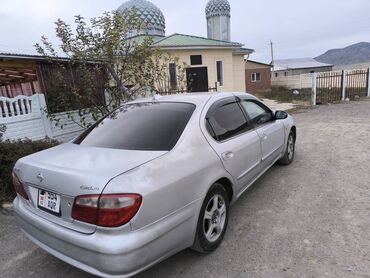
[74,102,195,151]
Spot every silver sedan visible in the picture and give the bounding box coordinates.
[13,92,296,277]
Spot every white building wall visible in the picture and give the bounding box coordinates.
[0,94,88,142]
[271,73,313,89]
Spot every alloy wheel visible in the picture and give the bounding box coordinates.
[203,194,227,242]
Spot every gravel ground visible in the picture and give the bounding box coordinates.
[1,100,370,278]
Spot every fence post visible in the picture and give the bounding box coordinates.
[36,94,53,138]
[312,72,317,106]
[367,68,370,97]
[341,70,347,101]
[216,82,221,93]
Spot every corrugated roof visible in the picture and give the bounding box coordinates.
[246,60,272,67]
[126,34,165,45]
[273,58,333,71]
[152,33,244,48]
[233,47,254,55]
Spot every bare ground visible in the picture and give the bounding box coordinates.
[1,100,370,278]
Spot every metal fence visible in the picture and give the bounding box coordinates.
[314,68,370,105]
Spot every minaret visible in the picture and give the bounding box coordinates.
[205,0,231,41]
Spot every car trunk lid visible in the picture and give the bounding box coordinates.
[15,143,166,234]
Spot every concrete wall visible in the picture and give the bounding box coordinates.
[271,73,313,89]
[165,49,245,92]
[233,54,246,92]
[0,94,48,141]
[0,94,86,142]
[274,66,333,77]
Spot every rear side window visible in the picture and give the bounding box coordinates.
[206,97,251,141]
[74,102,195,151]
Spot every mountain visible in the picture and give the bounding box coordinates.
[315,42,370,65]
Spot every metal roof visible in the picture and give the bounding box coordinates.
[246,60,272,67]
[233,48,254,55]
[152,33,245,49]
[273,58,333,71]
[0,52,51,61]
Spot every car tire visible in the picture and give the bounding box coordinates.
[192,183,229,253]
[278,130,295,165]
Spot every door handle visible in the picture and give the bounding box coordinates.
[222,151,234,161]
[261,134,268,141]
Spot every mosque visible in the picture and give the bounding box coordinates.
[118,0,254,92]
[0,0,254,99]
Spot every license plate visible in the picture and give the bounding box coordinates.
[38,190,61,216]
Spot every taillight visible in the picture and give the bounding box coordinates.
[72,194,142,227]
[12,170,29,200]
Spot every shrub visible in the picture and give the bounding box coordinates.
[0,124,6,141]
[254,86,312,106]
[0,138,58,205]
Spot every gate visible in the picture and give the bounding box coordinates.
[316,71,343,104]
[316,69,370,105]
[346,69,369,99]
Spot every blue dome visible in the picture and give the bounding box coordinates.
[118,0,166,36]
[205,0,231,19]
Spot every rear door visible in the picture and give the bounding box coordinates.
[204,97,262,193]
[239,99,285,168]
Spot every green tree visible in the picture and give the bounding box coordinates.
[35,10,187,128]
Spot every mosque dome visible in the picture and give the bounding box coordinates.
[205,0,231,19]
[118,0,165,36]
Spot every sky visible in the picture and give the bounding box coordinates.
[0,0,369,63]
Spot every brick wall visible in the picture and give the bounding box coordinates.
[245,68,271,93]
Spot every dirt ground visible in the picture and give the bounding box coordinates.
[1,100,370,278]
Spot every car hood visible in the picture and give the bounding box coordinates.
[16,143,167,196]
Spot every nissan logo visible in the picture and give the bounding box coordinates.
[37,173,44,182]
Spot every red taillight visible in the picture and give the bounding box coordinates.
[72,194,142,227]
[12,170,29,200]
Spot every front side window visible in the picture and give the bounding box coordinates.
[74,102,195,151]
[240,100,273,126]
[206,98,251,141]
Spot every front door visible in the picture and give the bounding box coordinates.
[239,99,285,167]
[186,67,208,92]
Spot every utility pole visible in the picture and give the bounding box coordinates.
[270,40,275,72]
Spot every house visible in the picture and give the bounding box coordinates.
[0,53,42,98]
[150,34,253,92]
[273,58,333,77]
[0,53,106,111]
[119,0,254,93]
[2,0,254,98]
[245,60,272,93]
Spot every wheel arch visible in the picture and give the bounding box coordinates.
[291,125,297,142]
[213,177,234,203]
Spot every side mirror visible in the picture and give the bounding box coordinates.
[275,111,288,120]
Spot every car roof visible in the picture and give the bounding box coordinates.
[131,92,258,106]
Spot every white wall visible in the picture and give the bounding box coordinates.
[271,73,312,89]
[0,94,88,142]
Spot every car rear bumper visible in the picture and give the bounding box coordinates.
[14,197,200,277]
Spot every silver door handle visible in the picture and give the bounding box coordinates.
[222,151,234,161]
[261,134,268,141]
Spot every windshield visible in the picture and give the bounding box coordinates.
[74,102,195,151]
